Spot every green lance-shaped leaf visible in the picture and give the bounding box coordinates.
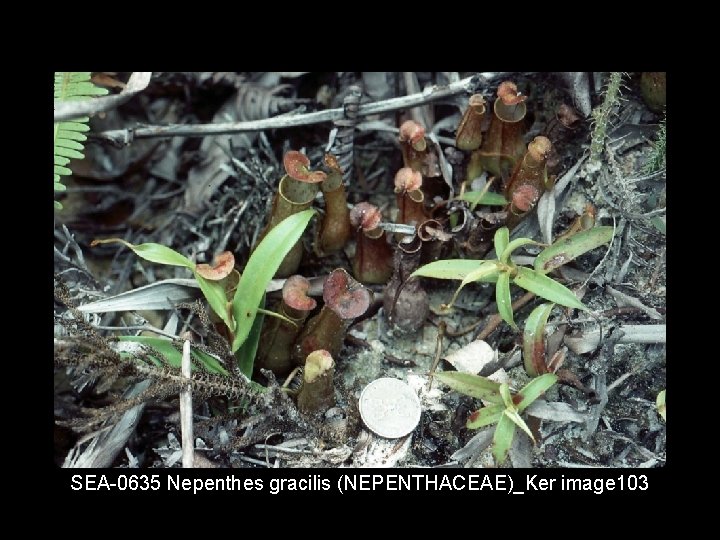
[492,412,516,465]
[496,271,516,329]
[513,267,588,311]
[117,336,229,376]
[515,373,558,413]
[504,409,536,444]
[458,191,508,207]
[411,259,487,281]
[494,227,509,258]
[441,260,502,311]
[467,403,504,429]
[534,226,614,274]
[500,237,540,265]
[232,209,315,352]
[434,371,503,403]
[499,382,514,410]
[235,293,266,377]
[523,302,554,376]
[90,238,194,268]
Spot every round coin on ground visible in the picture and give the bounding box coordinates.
[359,377,422,439]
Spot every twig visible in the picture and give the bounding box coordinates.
[95,75,491,146]
[216,200,249,253]
[649,246,666,290]
[426,322,446,391]
[445,318,484,337]
[281,367,302,389]
[606,370,638,394]
[606,286,663,320]
[583,328,625,440]
[91,324,180,340]
[54,72,153,122]
[180,340,194,468]
[474,291,537,341]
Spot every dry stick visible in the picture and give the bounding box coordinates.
[95,75,495,146]
[445,318,484,338]
[426,322,447,391]
[180,340,194,468]
[281,367,302,390]
[474,291,537,341]
[54,72,153,122]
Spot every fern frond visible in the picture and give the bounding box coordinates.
[53,73,108,209]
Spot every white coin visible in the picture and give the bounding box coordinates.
[359,378,422,439]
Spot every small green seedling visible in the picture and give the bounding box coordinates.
[93,209,315,376]
[435,371,557,465]
[412,225,613,329]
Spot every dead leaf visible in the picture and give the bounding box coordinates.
[444,340,496,374]
[91,73,127,90]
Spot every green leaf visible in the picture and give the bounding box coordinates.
[232,209,315,352]
[55,155,70,166]
[411,259,485,281]
[235,293,266,377]
[513,267,588,311]
[54,146,84,160]
[56,138,85,152]
[466,404,504,429]
[58,121,90,132]
[458,191,508,206]
[90,238,195,269]
[55,201,63,210]
[54,182,67,192]
[523,302,554,376]
[656,389,666,421]
[492,413,516,465]
[57,129,87,142]
[54,165,72,176]
[516,373,558,413]
[441,260,502,311]
[496,271,515,329]
[499,383,514,410]
[494,227,509,258]
[194,273,233,331]
[117,336,229,376]
[534,226,613,275]
[433,371,503,403]
[458,261,502,284]
[61,82,109,96]
[500,237,539,265]
[504,409,535,444]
